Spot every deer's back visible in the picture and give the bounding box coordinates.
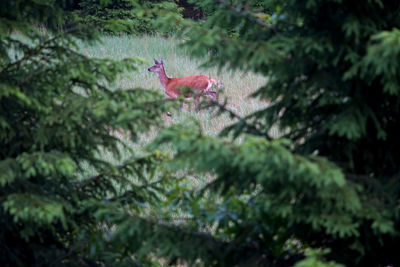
[167,75,210,91]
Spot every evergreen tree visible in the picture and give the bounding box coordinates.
[3,0,400,266]
[0,0,177,265]
[146,0,400,266]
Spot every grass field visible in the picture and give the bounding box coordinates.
[79,36,271,252]
[81,35,268,138]
[79,35,270,195]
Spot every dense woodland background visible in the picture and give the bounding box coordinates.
[1,0,400,266]
[62,0,204,34]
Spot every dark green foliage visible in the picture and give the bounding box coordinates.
[176,0,205,20]
[70,0,182,34]
[3,0,400,266]
[0,0,180,265]
[149,0,400,266]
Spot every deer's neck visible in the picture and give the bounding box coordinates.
[157,67,170,88]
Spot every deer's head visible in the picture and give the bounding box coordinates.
[148,58,164,73]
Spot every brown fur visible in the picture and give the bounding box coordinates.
[148,59,218,107]
[166,75,212,98]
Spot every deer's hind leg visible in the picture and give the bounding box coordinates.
[194,95,201,112]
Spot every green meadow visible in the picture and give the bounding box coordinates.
[81,35,269,138]
[78,35,271,208]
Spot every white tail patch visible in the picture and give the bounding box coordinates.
[206,81,213,92]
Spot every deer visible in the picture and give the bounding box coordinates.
[148,58,218,113]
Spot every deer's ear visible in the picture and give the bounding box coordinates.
[160,57,164,64]
[154,58,159,64]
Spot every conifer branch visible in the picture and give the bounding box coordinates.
[204,99,272,140]
[77,155,159,189]
[0,30,78,75]
[217,0,278,34]
[49,239,87,267]
[125,213,275,265]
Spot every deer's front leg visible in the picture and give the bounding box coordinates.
[166,93,179,116]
